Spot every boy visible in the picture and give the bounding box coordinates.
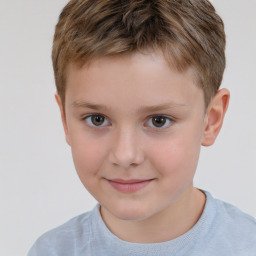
[28,0,256,255]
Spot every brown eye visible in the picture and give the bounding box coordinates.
[146,116,172,128]
[85,114,109,127]
[92,115,105,126]
[152,116,167,127]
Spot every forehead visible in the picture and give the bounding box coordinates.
[65,51,204,113]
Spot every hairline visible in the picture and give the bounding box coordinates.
[59,50,209,115]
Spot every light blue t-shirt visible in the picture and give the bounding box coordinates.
[28,191,256,255]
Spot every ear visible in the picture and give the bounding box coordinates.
[201,88,230,146]
[55,94,71,145]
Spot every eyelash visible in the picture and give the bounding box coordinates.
[83,114,110,128]
[82,114,174,129]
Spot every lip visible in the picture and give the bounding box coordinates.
[106,178,154,193]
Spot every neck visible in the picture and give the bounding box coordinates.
[100,187,206,243]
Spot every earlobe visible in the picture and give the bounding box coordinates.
[201,88,230,146]
[55,94,71,145]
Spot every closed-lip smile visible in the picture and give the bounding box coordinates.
[106,178,154,193]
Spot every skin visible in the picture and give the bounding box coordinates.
[56,50,229,243]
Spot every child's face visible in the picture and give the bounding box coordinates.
[60,51,207,222]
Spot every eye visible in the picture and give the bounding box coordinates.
[83,114,110,127]
[146,115,173,128]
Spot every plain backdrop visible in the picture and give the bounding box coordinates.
[0,1,255,255]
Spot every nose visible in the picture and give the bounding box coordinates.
[109,127,145,168]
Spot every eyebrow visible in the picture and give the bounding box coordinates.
[71,100,189,113]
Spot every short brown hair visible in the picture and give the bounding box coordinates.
[52,0,225,108]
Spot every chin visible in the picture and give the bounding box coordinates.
[109,201,154,222]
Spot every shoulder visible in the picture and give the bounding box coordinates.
[27,208,95,256]
[216,198,256,232]
[209,193,256,253]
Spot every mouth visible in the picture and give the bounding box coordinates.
[106,178,154,193]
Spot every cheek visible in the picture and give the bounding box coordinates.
[70,134,106,179]
[147,136,201,200]
[148,134,201,179]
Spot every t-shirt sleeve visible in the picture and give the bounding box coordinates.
[27,235,54,256]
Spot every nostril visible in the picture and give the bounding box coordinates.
[108,147,145,168]
[108,129,145,167]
